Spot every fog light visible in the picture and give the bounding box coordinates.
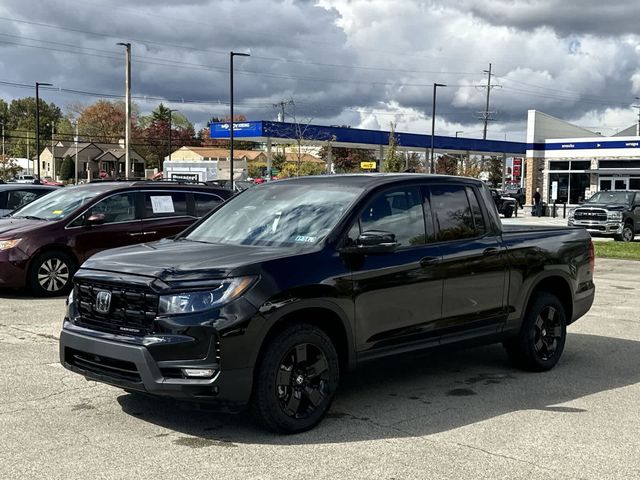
[181,368,216,378]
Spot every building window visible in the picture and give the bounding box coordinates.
[599,160,640,169]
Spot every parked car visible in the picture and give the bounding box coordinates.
[0,181,231,296]
[489,188,516,217]
[0,184,59,217]
[59,174,595,433]
[568,190,640,242]
[12,174,39,184]
[206,179,253,193]
[40,177,65,186]
[503,186,525,208]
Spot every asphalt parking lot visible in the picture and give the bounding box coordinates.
[1,258,639,480]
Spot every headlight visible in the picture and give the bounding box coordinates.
[607,211,623,221]
[158,277,255,315]
[568,208,575,220]
[0,239,21,251]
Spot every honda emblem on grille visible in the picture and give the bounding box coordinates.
[95,290,112,314]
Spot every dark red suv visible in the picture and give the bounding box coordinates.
[0,181,231,296]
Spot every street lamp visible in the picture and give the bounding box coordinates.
[430,83,446,174]
[35,82,52,180]
[230,51,250,190]
[117,42,131,178]
[167,109,179,172]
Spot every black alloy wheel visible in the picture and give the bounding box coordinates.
[276,343,331,420]
[29,251,76,297]
[252,324,339,433]
[504,292,567,372]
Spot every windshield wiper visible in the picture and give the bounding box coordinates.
[12,215,48,221]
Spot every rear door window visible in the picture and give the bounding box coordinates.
[194,193,224,217]
[430,184,484,241]
[143,191,188,218]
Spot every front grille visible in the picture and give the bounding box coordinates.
[66,347,141,383]
[75,280,159,336]
[574,208,607,222]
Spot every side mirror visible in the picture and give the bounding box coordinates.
[86,213,106,226]
[340,230,398,254]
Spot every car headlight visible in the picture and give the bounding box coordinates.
[158,277,256,315]
[0,239,21,251]
[607,211,623,221]
[568,209,575,220]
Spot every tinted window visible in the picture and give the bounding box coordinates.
[360,187,425,247]
[194,193,223,217]
[431,185,478,241]
[143,192,188,218]
[466,187,486,235]
[89,193,136,224]
[6,190,39,210]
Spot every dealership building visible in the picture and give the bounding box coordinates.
[526,110,640,205]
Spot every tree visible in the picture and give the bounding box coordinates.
[435,154,459,175]
[59,155,75,182]
[383,122,404,172]
[77,100,127,142]
[6,97,64,158]
[487,156,504,187]
[0,155,20,181]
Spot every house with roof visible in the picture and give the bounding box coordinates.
[38,141,146,181]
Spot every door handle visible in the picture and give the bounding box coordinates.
[420,256,440,266]
[143,231,157,236]
[128,232,144,237]
[483,247,500,256]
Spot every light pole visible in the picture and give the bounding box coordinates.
[35,82,52,180]
[430,83,446,174]
[50,122,55,180]
[74,121,79,184]
[633,97,640,137]
[167,109,178,173]
[117,42,131,178]
[230,51,250,189]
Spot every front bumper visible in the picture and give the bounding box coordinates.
[0,248,29,289]
[60,321,253,412]
[568,219,622,235]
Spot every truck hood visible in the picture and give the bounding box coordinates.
[0,217,49,237]
[80,238,298,282]
[577,203,628,211]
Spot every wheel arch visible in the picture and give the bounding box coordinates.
[28,244,79,274]
[526,274,573,325]
[255,304,355,376]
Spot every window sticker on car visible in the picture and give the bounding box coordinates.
[150,196,175,213]
[52,210,63,215]
[294,235,316,243]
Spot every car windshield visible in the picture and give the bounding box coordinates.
[11,187,102,220]
[185,181,362,247]
[586,191,634,205]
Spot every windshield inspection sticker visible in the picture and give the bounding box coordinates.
[294,235,316,243]
[52,210,63,215]
[150,196,175,213]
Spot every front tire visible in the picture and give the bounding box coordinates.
[28,251,76,297]
[251,324,339,434]
[619,222,634,242]
[504,292,567,372]
[503,205,514,218]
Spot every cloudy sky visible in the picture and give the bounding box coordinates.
[1,0,640,141]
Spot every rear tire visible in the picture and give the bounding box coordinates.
[28,250,76,297]
[251,323,339,434]
[504,292,567,372]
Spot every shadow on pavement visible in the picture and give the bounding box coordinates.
[116,332,640,445]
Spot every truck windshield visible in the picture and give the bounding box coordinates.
[586,191,634,205]
[185,182,362,247]
[11,187,101,220]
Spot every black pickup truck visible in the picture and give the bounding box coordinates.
[568,190,640,242]
[60,174,595,433]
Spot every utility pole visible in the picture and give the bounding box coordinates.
[35,82,52,181]
[273,100,293,122]
[26,132,30,174]
[117,42,131,178]
[477,63,497,170]
[1,122,4,161]
[167,109,178,173]
[51,122,55,180]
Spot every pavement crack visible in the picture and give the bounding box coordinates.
[0,323,59,342]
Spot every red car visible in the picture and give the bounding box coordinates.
[0,181,230,296]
